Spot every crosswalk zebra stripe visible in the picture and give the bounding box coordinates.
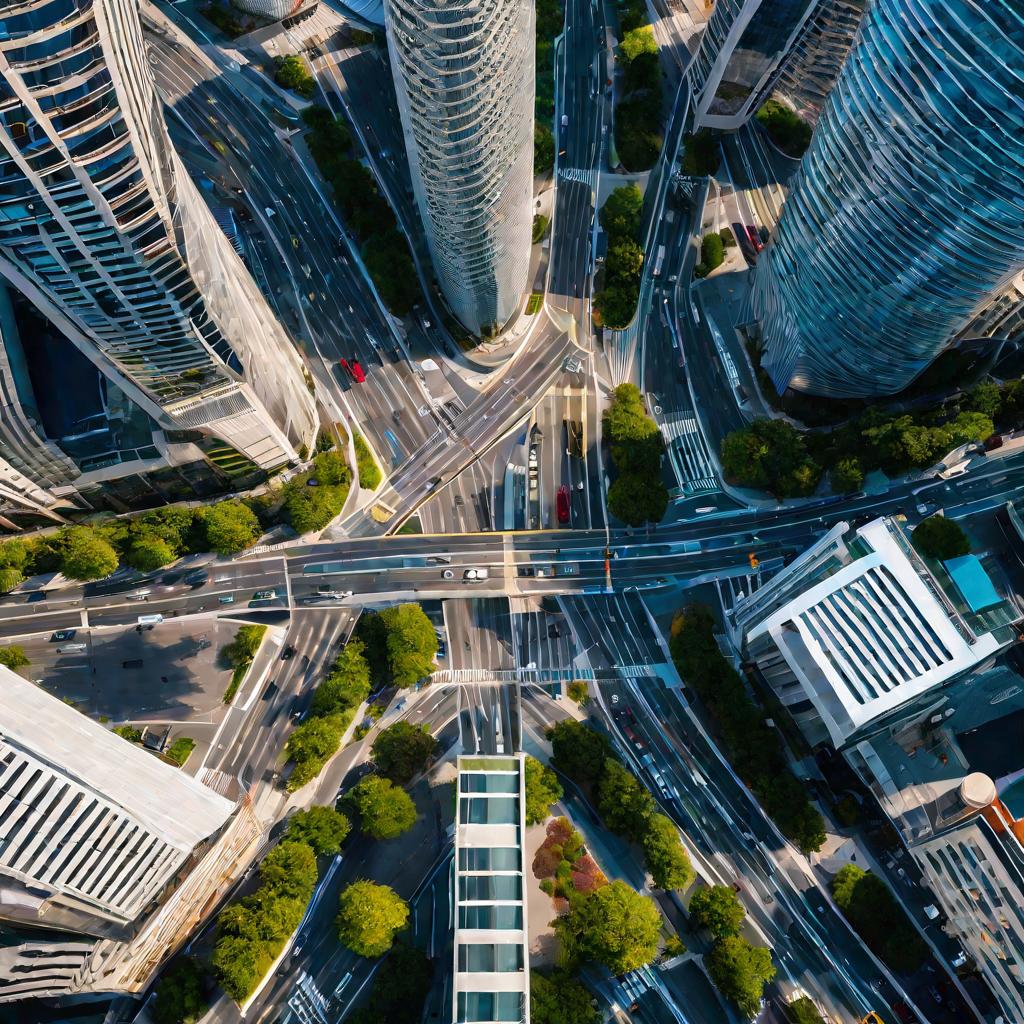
[558,166,597,187]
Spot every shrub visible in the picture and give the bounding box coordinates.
[113,724,142,743]
[0,645,30,670]
[532,214,551,243]
[912,515,969,561]
[535,122,555,175]
[166,737,195,766]
[756,99,812,157]
[353,432,381,490]
[525,756,564,825]
[274,55,315,98]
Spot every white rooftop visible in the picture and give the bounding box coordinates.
[747,519,1002,747]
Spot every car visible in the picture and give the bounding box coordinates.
[50,629,76,642]
[557,484,571,524]
[26,591,46,603]
[253,589,277,600]
[218,594,235,604]
[160,571,183,586]
[184,570,209,587]
[281,645,296,661]
[130,589,151,600]
[317,583,333,594]
[57,643,87,653]
[436,635,447,659]
[350,357,366,383]
[337,590,353,599]
[463,567,488,581]
[262,681,278,701]
[745,225,763,252]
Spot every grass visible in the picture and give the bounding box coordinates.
[526,292,544,315]
[353,432,382,490]
[222,625,267,704]
[532,215,550,243]
[166,737,196,767]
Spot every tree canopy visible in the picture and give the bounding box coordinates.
[336,880,409,957]
[380,603,438,687]
[347,774,417,839]
[198,501,261,555]
[60,526,118,581]
[152,957,208,1024]
[600,183,643,239]
[556,880,661,974]
[785,996,825,1024]
[597,759,655,836]
[347,943,433,1024]
[525,755,563,825]
[547,718,612,782]
[912,515,969,561]
[286,714,345,790]
[688,885,745,938]
[721,418,821,498]
[530,971,600,1024]
[371,721,436,783]
[706,936,776,1018]
[285,806,351,855]
[641,813,694,891]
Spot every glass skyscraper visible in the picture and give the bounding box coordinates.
[753,0,1024,397]
[0,0,317,467]
[384,0,534,335]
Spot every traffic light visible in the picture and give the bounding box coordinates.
[748,551,759,569]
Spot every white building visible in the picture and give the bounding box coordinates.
[383,0,534,335]
[454,755,530,1024]
[736,518,1010,748]
[0,0,317,470]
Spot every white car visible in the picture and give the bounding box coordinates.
[463,567,489,581]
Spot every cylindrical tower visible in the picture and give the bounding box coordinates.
[753,0,1024,398]
[383,0,534,335]
[0,0,317,467]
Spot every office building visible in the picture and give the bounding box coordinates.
[752,0,1024,397]
[383,0,534,335]
[0,0,317,469]
[733,517,1016,748]
[454,755,530,1024]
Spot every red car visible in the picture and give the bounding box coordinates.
[746,225,764,252]
[350,357,366,383]
[557,485,571,524]
[338,357,352,380]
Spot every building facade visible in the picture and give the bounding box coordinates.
[454,755,530,1024]
[752,0,1024,397]
[383,0,534,335]
[0,0,317,468]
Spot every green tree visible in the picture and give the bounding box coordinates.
[706,936,776,1018]
[600,184,643,239]
[608,239,645,279]
[371,721,436,783]
[619,24,657,59]
[286,806,351,855]
[259,840,318,900]
[547,719,611,781]
[113,724,142,742]
[274,54,315,97]
[60,526,118,581]
[379,603,438,687]
[211,934,269,1002]
[642,813,694,890]
[336,880,409,957]
[967,379,1002,419]
[700,232,725,274]
[222,624,265,668]
[352,943,433,1024]
[347,775,417,839]
[535,122,555,175]
[311,640,372,716]
[597,759,655,836]
[688,885,745,938]
[353,432,382,490]
[682,129,720,175]
[785,996,825,1024]
[200,501,261,555]
[0,566,24,593]
[755,99,812,157]
[946,410,994,447]
[556,880,661,974]
[566,680,589,704]
[362,230,420,316]
[604,383,655,441]
[525,755,564,825]
[912,515,969,561]
[830,457,863,494]
[607,473,669,525]
[126,535,176,572]
[0,645,30,670]
[152,957,208,1024]
[286,714,344,790]
[721,418,821,497]
[530,971,600,1024]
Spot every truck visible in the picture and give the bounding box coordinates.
[652,244,665,278]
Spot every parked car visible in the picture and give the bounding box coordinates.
[350,357,366,383]
[463,567,488,581]
[50,629,76,642]
[557,484,571,524]
[281,645,296,661]
[745,225,763,252]
[253,589,277,601]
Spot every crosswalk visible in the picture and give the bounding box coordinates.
[433,667,597,684]
[286,971,330,1024]
[604,318,640,384]
[559,166,597,188]
[660,412,719,494]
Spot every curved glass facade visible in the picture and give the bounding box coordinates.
[0,0,317,465]
[753,0,1024,398]
[384,0,534,335]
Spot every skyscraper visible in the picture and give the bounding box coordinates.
[383,0,534,335]
[753,0,1024,397]
[0,0,317,468]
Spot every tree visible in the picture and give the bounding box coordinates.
[275,55,315,97]
[286,806,351,855]
[755,100,812,158]
[706,936,775,1018]
[347,775,417,839]
[336,880,409,957]
[362,230,420,316]
[604,384,655,441]
[688,885,745,938]
[0,566,23,593]
[682,129,720,176]
[152,957,208,1024]
[60,526,118,581]
[785,996,824,1024]
[353,433,381,490]
[967,379,1002,419]
[607,473,669,526]
[830,457,863,494]
[642,813,694,891]
[556,880,661,974]
[535,122,555,175]
[259,841,318,900]
[600,184,643,239]
[126,535,175,572]
[379,603,438,687]
[530,971,600,1024]
[352,943,433,1024]
[200,501,261,555]
[311,640,371,717]
[566,680,589,704]
[113,724,142,742]
[547,719,611,782]
[721,419,821,497]
[371,721,436,783]
[0,645,30,670]
[525,755,564,825]
[912,515,969,561]
[285,714,344,790]
[946,410,994,447]
[222,624,265,668]
[700,233,725,274]
[619,24,657,60]
[211,934,270,1002]
[597,760,654,836]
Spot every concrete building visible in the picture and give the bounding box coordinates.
[383,0,534,335]
[733,518,1017,748]
[0,0,317,468]
[752,0,1024,397]
[454,755,530,1024]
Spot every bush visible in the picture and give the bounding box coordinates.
[223,624,266,669]
[347,775,417,839]
[152,957,208,1024]
[0,566,23,593]
[166,737,195,766]
[525,756,564,824]
[694,232,725,278]
[532,214,550,243]
[371,721,436,783]
[337,880,409,957]
[274,55,315,98]
[353,432,381,490]
[113,724,142,743]
[912,515,969,561]
[756,99,812,157]
[0,645,30,670]
[682,129,720,176]
[531,971,600,1024]
[535,122,555,175]
[286,806,351,855]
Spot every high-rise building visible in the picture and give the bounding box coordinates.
[383,0,534,335]
[0,0,317,468]
[752,0,1024,397]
